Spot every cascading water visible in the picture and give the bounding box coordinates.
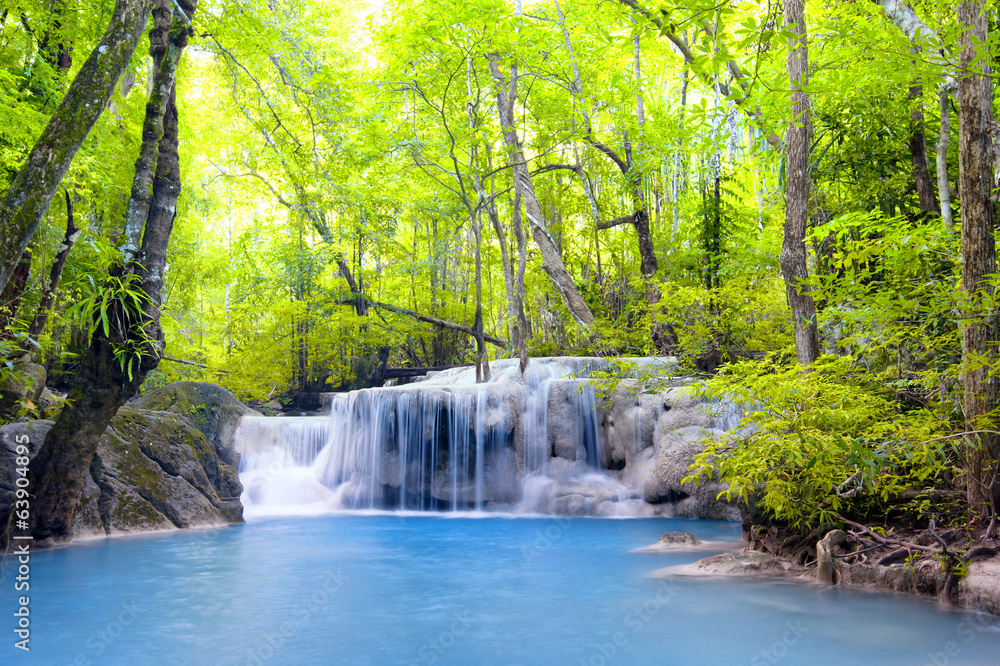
[234,357,682,517]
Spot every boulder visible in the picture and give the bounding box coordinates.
[130,381,260,470]
[640,425,740,520]
[682,549,789,576]
[0,389,247,539]
[658,531,702,546]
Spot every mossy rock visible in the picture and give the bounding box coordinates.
[0,399,245,539]
[131,382,260,469]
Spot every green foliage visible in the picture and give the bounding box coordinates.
[685,355,955,529]
[65,268,155,381]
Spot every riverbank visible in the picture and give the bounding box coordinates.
[650,532,1000,617]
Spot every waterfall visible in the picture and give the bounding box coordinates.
[234,357,667,517]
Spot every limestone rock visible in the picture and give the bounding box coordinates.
[131,381,260,470]
[685,549,788,576]
[0,390,247,538]
[640,425,739,520]
[659,531,701,546]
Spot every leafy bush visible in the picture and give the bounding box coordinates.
[685,355,957,529]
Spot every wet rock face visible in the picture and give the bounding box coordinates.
[0,383,250,539]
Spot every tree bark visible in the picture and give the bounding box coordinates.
[0,246,31,336]
[780,0,820,367]
[0,0,154,293]
[488,58,595,327]
[28,189,79,338]
[907,83,939,215]
[956,0,999,528]
[121,0,187,260]
[511,191,530,373]
[21,1,196,545]
[937,85,954,230]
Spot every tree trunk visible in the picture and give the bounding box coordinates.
[937,85,954,230]
[121,0,188,259]
[673,34,689,231]
[487,196,518,348]
[956,0,999,529]
[21,1,196,546]
[511,191,530,373]
[554,0,657,278]
[0,246,32,336]
[472,204,490,382]
[780,0,820,367]
[908,83,939,215]
[0,0,154,293]
[28,189,79,338]
[488,58,595,327]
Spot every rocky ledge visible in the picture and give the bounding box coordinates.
[0,382,258,539]
[651,531,1000,617]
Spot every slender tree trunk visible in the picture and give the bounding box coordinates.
[473,204,489,382]
[554,0,657,278]
[630,25,657,281]
[907,83,939,215]
[780,0,820,367]
[673,35,689,232]
[487,197,517,348]
[956,0,999,530]
[0,0,154,293]
[21,2,196,546]
[488,58,595,327]
[937,85,954,230]
[28,189,79,338]
[511,192,529,373]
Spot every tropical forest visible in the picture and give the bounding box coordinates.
[1,0,1000,663]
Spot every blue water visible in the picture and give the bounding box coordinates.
[2,515,999,665]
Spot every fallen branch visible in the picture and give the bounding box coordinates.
[361,299,508,348]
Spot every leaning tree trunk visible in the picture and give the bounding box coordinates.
[779,0,820,367]
[956,0,999,531]
[488,58,595,327]
[0,0,154,293]
[22,1,196,546]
